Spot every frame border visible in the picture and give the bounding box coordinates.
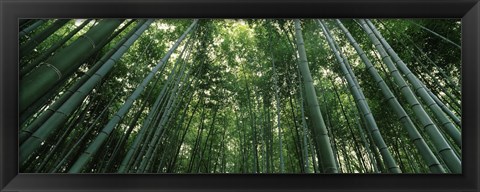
[1,0,479,191]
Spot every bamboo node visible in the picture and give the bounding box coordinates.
[40,62,63,80]
[82,34,96,49]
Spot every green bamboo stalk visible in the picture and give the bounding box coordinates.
[68,19,198,173]
[19,20,150,164]
[240,59,259,173]
[403,46,461,119]
[20,19,70,57]
[359,19,461,173]
[19,19,137,127]
[330,76,368,173]
[130,31,199,172]
[19,20,139,144]
[188,99,206,173]
[20,19,123,114]
[166,72,202,172]
[20,19,92,78]
[34,94,94,172]
[271,36,285,173]
[101,39,158,172]
[335,19,446,173]
[117,92,164,172]
[137,37,193,173]
[295,64,311,173]
[365,20,461,147]
[424,70,461,112]
[19,20,133,125]
[116,58,178,173]
[294,19,338,173]
[318,20,401,173]
[19,19,46,37]
[320,86,342,172]
[412,63,461,113]
[425,84,461,126]
[410,58,461,123]
[50,93,118,172]
[379,21,461,111]
[128,69,177,172]
[375,20,461,103]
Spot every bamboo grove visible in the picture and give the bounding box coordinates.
[18,19,461,173]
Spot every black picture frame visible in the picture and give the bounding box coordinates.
[1,0,479,191]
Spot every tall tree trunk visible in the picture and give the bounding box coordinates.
[19,20,150,164]
[20,19,123,114]
[50,93,118,172]
[318,20,401,173]
[294,19,338,173]
[19,20,136,143]
[20,19,91,78]
[68,19,198,173]
[364,20,461,147]
[335,19,446,173]
[359,19,461,173]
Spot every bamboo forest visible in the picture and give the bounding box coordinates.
[18,19,461,174]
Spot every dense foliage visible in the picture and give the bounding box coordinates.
[18,18,461,173]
